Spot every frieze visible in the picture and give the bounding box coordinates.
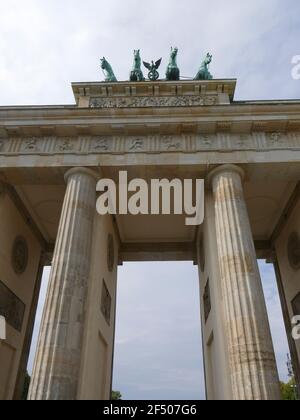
[89,95,218,109]
[0,132,300,156]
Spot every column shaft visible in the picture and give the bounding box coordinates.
[210,165,281,400]
[28,168,97,400]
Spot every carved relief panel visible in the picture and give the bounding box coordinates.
[101,280,112,326]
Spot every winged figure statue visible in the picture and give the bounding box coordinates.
[143,58,162,81]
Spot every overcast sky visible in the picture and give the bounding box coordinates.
[0,0,299,106]
[1,0,298,400]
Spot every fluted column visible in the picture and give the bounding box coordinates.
[28,167,98,400]
[208,164,281,400]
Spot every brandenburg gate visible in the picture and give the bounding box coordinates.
[0,58,300,400]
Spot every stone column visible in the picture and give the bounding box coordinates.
[28,167,98,400]
[208,164,281,400]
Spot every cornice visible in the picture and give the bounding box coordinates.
[0,79,300,138]
[1,108,300,138]
[72,79,237,102]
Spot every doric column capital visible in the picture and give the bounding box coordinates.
[64,167,99,184]
[207,164,245,188]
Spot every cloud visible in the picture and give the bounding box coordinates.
[0,0,299,105]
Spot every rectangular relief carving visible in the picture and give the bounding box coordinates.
[90,95,218,109]
[101,280,112,326]
[0,280,25,332]
[203,279,211,323]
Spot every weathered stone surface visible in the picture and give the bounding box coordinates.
[28,167,98,400]
[209,164,281,400]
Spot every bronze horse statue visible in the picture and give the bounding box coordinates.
[166,47,180,81]
[194,53,213,80]
[100,57,117,82]
[130,50,145,82]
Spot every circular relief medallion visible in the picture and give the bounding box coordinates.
[107,234,115,273]
[12,236,29,275]
[288,232,300,271]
